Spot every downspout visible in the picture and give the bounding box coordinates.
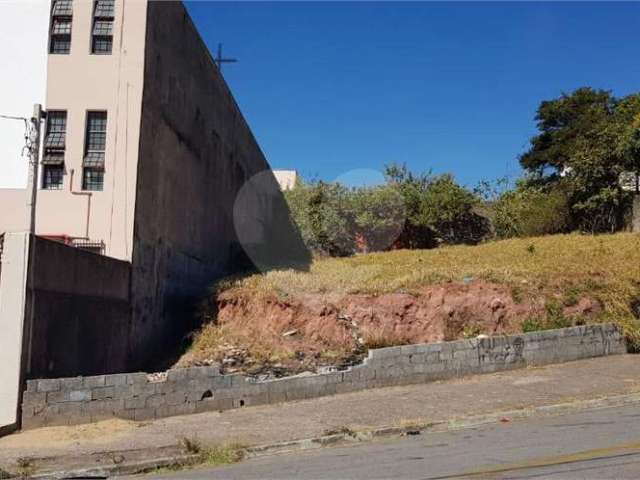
[69,169,92,238]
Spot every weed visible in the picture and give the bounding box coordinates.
[522,317,544,333]
[0,468,14,480]
[526,243,536,254]
[545,300,571,328]
[323,426,356,437]
[14,458,34,479]
[362,328,407,350]
[158,438,245,474]
[510,285,524,304]
[199,444,245,466]
[462,324,482,338]
[189,233,640,363]
[562,287,580,307]
[180,436,202,454]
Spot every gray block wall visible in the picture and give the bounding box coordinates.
[21,324,626,429]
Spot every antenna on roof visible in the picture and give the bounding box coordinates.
[214,43,237,75]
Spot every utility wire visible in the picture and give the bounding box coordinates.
[0,113,37,159]
[0,113,28,122]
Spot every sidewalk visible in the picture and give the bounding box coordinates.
[1,355,639,477]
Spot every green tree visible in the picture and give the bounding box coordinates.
[520,87,640,232]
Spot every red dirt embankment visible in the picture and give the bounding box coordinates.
[176,281,602,376]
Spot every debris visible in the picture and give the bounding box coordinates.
[282,329,298,337]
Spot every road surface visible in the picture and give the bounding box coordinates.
[142,404,640,479]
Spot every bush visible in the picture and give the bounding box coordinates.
[493,185,570,239]
[284,182,355,256]
[284,166,489,256]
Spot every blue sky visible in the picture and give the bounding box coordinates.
[185,1,640,187]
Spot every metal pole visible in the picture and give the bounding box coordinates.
[26,104,42,235]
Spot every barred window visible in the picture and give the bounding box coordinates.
[83,111,107,191]
[93,20,113,36]
[52,0,73,16]
[91,0,114,54]
[42,111,67,186]
[42,165,64,190]
[49,0,72,54]
[82,168,104,191]
[94,0,114,18]
[51,18,72,35]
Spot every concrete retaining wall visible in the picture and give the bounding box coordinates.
[21,324,626,429]
[24,236,132,379]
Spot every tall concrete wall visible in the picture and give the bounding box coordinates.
[129,2,309,370]
[0,233,30,434]
[21,324,626,429]
[23,236,132,379]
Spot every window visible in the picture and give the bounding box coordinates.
[82,168,104,191]
[91,0,114,54]
[42,111,67,190]
[82,111,107,191]
[42,165,64,190]
[49,0,73,54]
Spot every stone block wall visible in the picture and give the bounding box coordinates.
[21,324,626,429]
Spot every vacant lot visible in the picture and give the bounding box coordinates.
[177,233,640,375]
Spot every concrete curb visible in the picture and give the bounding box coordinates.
[24,392,640,479]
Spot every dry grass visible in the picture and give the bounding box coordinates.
[220,233,640,347]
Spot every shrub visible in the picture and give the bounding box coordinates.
[493,185,570,239]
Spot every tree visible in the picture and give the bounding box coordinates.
[520,87,640,232]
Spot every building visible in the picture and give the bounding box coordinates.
[273,169,298,191]
[0,0,309,386]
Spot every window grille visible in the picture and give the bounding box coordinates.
[42,111,67,190]
[42,165,64,190]
[82,168,104,191]
[83,111,107,191]
[50,0,73,54]
[91,0,114,54]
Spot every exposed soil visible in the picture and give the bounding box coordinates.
[175,281,602,377]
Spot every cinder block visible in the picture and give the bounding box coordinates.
[165,391,188,406]
[166,369,189,383]
[124,397,146,410]
[133,407,156,421]
[369,346,400,360]
[267,389,287,404]
[22,414,46,430]
[194,398,219,414]
[105,374,129,387]
[83,375,106,388]
[132,383,156,397]
[70,390,92,402]
[46,390,68,403]
[114,385,134,398]
[146,394,166,408]
[156,402,196,418]
[187,365,220,378]
[61,377,84,390]
[127,373,149,385]
[23,391,47,406]
[38,379,61,393]
[25,380,38,393]
[57,402,84,417]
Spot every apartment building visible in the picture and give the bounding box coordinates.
[0,0,309,376]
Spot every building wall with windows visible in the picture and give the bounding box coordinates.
[34,0,147,261]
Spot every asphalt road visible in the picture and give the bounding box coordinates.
[143,404,640,479]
